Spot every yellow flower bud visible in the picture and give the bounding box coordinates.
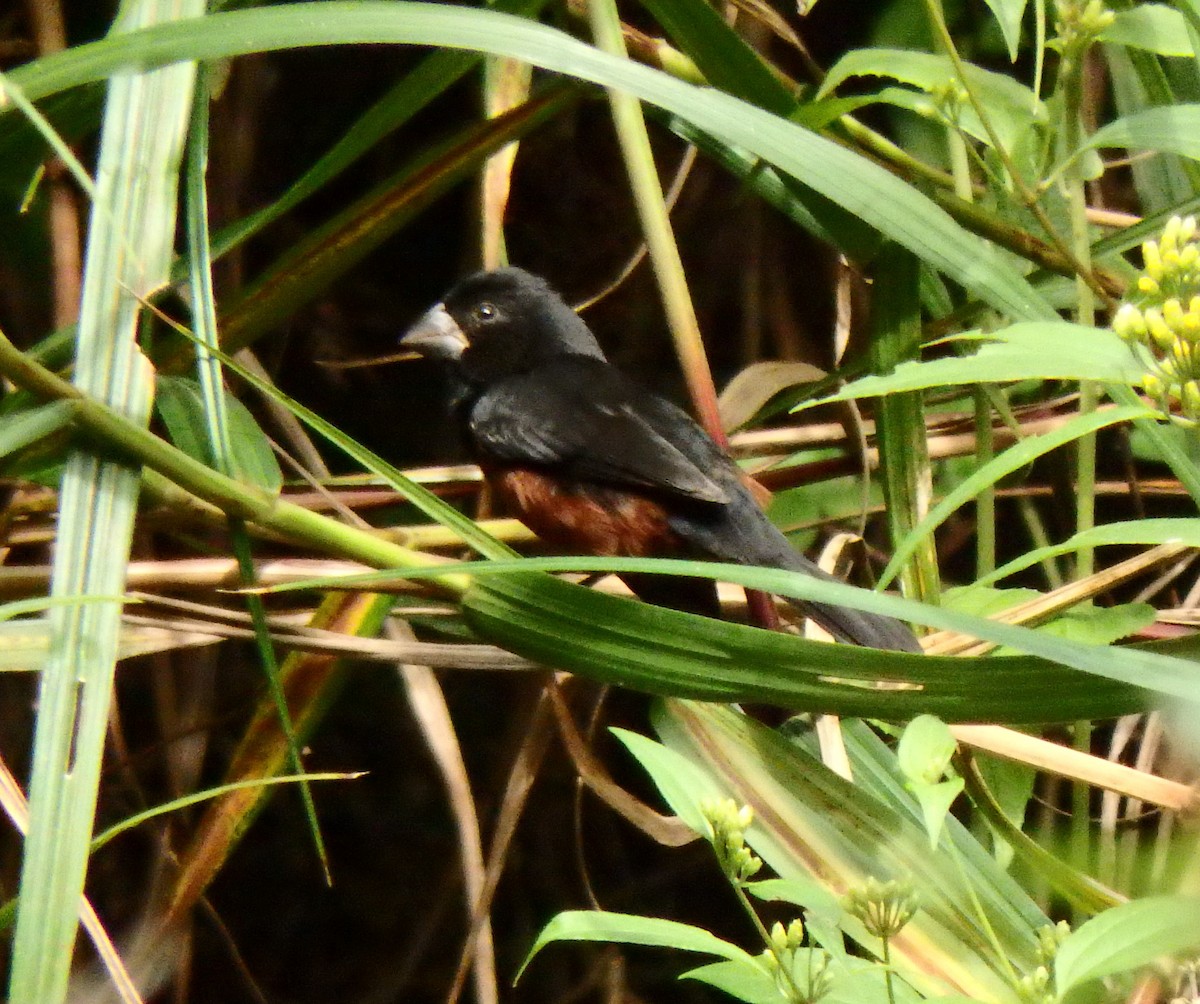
[1164,298,1185,330]
[1139,276,1161,295]
[1174,339,1194,374]
[1112,303,1145,341]
[1183,381,1200,418]
[1143,240,1164,281]
[1162,217,1181,255]
[1147,309,1175,349]
[1143,373,1165,400]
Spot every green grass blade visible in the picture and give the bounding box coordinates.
[6,2,1058,321]
[8,0,200,999]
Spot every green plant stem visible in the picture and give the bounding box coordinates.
[0,328,468,592]
[881,936,896,1004]
[730,883,806,1002]
[1017,497,1064,589]
[585,0,723,444]
[959,751,1121,912]
[1071,718,1094,920]
[974,390,996,579]
[920,0,1108,303]
[944,114,997,581]
[185,62,329,881]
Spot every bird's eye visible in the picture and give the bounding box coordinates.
[474,301,498,323]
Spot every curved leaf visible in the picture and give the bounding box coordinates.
[7,2,1057,321]
[1100,5,1194,58]
[1055,896,1200,996]
[518,910,757,983]
[805,323,1146,401]
[1084,104,1200,167]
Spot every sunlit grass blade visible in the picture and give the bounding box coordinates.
[6,2,1058,321]
[8,0,200,999]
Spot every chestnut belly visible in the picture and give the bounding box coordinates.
[489,467,684,558]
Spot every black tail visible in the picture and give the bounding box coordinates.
[667,481,922,653]
[767,552,923,653]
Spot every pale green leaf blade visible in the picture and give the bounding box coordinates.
[982,0,1029,60]
[0,400,76,460]
[1100,4,1193,57]
[1055,896,1200,996]
[518,910,758,982]
[805,323,1145,401]
[1085,104,1200,161]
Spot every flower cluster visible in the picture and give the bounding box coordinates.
[699,798,762,886]
[1113,216,1200,420]
[763,919,830,1004]
[1035,920,1071,966]
[1016,964,1053,1004]
[841,875,919,941]
[1054,0,1116,56]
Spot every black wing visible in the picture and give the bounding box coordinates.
[468,357,730,505]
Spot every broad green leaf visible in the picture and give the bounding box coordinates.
[910,778,965,850]
[944,588,1155,648]
[0,400,76,460]
[1100,4,1193,57]
[680,959,789,1004]
[899,716,962,849]
[745,877,844,923]
[898,715,957,786]
[518,910,758,982]
[1055,896,1200,996]
[818,48,1045,152]
[610,727,721,835]
[686,953,912,1004]
[656,704,1047,999]
[1084,104,1200,162]
[6,2,1058,320]
[155,375,282,494]
[804,324,1146,400]
[982,0,1029,60]
[314,554,1200,712]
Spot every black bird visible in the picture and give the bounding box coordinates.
[401,267,920,653]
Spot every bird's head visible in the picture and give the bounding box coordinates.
[400,267,605,383]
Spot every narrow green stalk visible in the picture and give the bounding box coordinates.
[944,114,997,582]
[881,937,896,1004]
[921,0,1105,299]
[1070,718,1094,922]
[8,1,198,998]
[585,0,724,443]
[974,390,996,579]
[185,64,330,881]
[1059,67,1098,582]
[1017,497,1064,589]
